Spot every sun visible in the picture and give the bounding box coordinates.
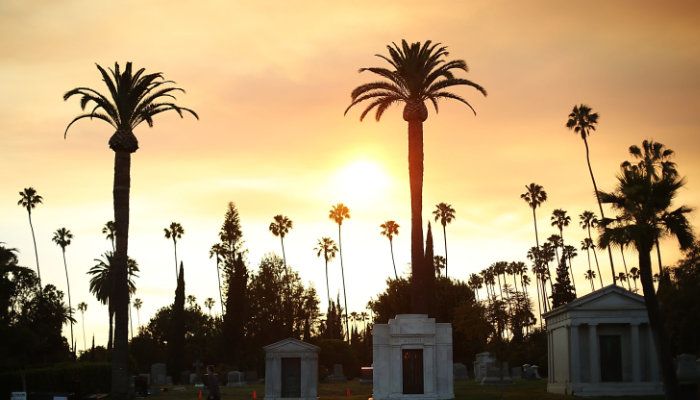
[331,159,393,207]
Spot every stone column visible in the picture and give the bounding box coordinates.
[588,323,599,383]
[570,324,580,383]
[630,323,641,382]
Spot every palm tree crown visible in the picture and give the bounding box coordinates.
[18,187,43,213]
[566,104,599,140]
[521,183,547,210]
[102,221,116,251]
[52,227,73,249]
[269,215,293,237]
[315,237,339,263]
[329,204,350,226]
[433,203,455,226]
[380,220,400,280]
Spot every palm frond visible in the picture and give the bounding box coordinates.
[431,91,477,115]
[64,112,116,138]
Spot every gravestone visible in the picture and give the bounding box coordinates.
[453,363,468,380]
[264,338,319,400]
[510,366,522,380]
[227,371,246,387]
[150,363,167,385]
[359,367,372,384]
[473,352,496,381]
[522,364,536,380]
[676,354,700,383]
[531,365,541,379]
[326,364,346,382]
[480,362,512,385]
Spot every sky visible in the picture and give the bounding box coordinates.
[1,0,699,350]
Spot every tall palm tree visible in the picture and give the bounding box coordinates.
[87,252,139,350]
[521,183,547,320]
[329,203,351,341]
[551,209,576,293]
[314,237,338,319]
[269,215,293,268]
[17,187,43,287]
[186,295,197,309]
[346,40,486,314]
[566,104,616,282]
[64,62,197,399]
[52,227,75,353]
[467,273,483,301]
[102,221,116,252]
[579,211,604,287]
[204,297,215,316]
[603,218,634,290]
[433,203,455,277]
[629,267,640,292]
[584,270,596,291]
[164,222,185,281]
[208,243,225,315]
[598,150,694,399]
[380,220,400,279]
[133,298,143,329]
[77,302,88,352]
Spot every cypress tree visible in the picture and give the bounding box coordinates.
[223,253,247,367]
[551,253,576,308]
[168,262,185,382]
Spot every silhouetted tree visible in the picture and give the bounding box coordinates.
[433,203,455,277]
[551,254,576,308]
[52,227,75,354]
[168,263,186,382]
[315,237,338,317]
[380,220,400,279]
[64,62,197,399]
[17,187,43,287]
[164,222,185,282]
[77,301,88,352]
[551,209,576,294]
[579,211,604,287]
[269,215,293,267]
[102,221,116,252]
[209,243,225,315]
[329,203,351,341]
[425,222,436,279]
[346,40,486,315]
[223,253,247,368]
[521,183,547,321]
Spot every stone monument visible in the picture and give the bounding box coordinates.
[150,363,167,385]
[372,314,454,400]
[326,364,347,382]
[473,352,496,381]
[453,363,468,381]
[263,338,319,400]
[227,371,246,387]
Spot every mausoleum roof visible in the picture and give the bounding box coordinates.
[543,284,646,321]
[263,337,320,353]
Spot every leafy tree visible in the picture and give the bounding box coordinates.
[551,209,576,293]
[52,227,75,353]
[223,253,247,368]
[17,187,43,286]
[102,221,116,252]
[64,62,197,399]
[346,40,486,315]
[320,297,344,340]
[168,263,186,382]
[315,237,338,312]
[329,203,351,341]
[425,222,436,279]
[380,220,400,279]
[598,143,694,399]
[269,215,293,267]
[550,254,576,308]
[164,222,185,282]
[433,203,455,277]
[566,104,616,282]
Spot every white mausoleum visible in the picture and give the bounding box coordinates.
[263,338,319,400]
[544,285,663,397]
[373,314,454,400]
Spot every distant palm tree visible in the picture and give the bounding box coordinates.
[314,237,338,312]
[18,187,43,287]
[346,40,486,314]
[581,239,598,290]
[579,211,604,287]
[566,104,616,282]
[521,183,547,319]
[102,221,116,252]
[433,203,455,277]
[617,272,629,288]
[269,215,293,268]
[186,295,197,309]
[468,273,483,301]
[209,243,225,315]
[551,209,576,293]
[329,203,351,341]
[204,297,215,316]
[584,270,597,291]
[133,298,143,329]
[77,302,88,351]
[433,255,446,277]
[88,252,139,349]
[380,220,400,279]
[629,267,640,291]
[164,222,185,282]
[598,148,694,398]
[52,227,75,353]
[64,62,197,397]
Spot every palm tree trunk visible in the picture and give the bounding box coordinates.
[129,299,134,340]
[111,150,131,400]
[389,239,398,280]
[27,211,41,288]
[280,236,287,268]
[337,225,350,342]
[407,119,430,315]
[583,137,616,282]
[81,312,87,352]
[585,247,593,290]
[324,259,331,318]
[173,239,178,282]
[655,238,664,277]
[620,247,632,291]
[108,305,113,350]
[61,249,74,356]
[531,207,546,321]
[442,224,448,278]
[560,230,577,295]
[638,244,679,399]
[216,260,224,315]
[588,227,605,288]
[589,278,594,292]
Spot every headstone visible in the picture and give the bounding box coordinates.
[480,362,512,385]
[150,363,167,385]
[676,354,700,383]
[165,376,173,385]
[473,352,496,381]
[531,365,541,379]
[245,370,258,382]
[326,363,346,382]
[522,364,535,380]
[359,367,372,384]
[453,363,468,380]
[227,371,246,387]
[11,392,27,400]
[510,366,522,380]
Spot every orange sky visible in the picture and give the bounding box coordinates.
[1,1,699,349]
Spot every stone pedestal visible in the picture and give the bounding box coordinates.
[263,338,319,400]
[372,314,454,400]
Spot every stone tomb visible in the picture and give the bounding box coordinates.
[472,352,496,381]
[263,338,319,400]
[373,314,454,400]
[227,371,246,387]
[544,285,663,397]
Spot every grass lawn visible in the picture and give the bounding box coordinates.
[150,379,664,400]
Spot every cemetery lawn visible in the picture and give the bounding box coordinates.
[151,380,664,400]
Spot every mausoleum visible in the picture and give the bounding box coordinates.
[263,338,319,400]
[544,285,663,396]
[373,314,454,400]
